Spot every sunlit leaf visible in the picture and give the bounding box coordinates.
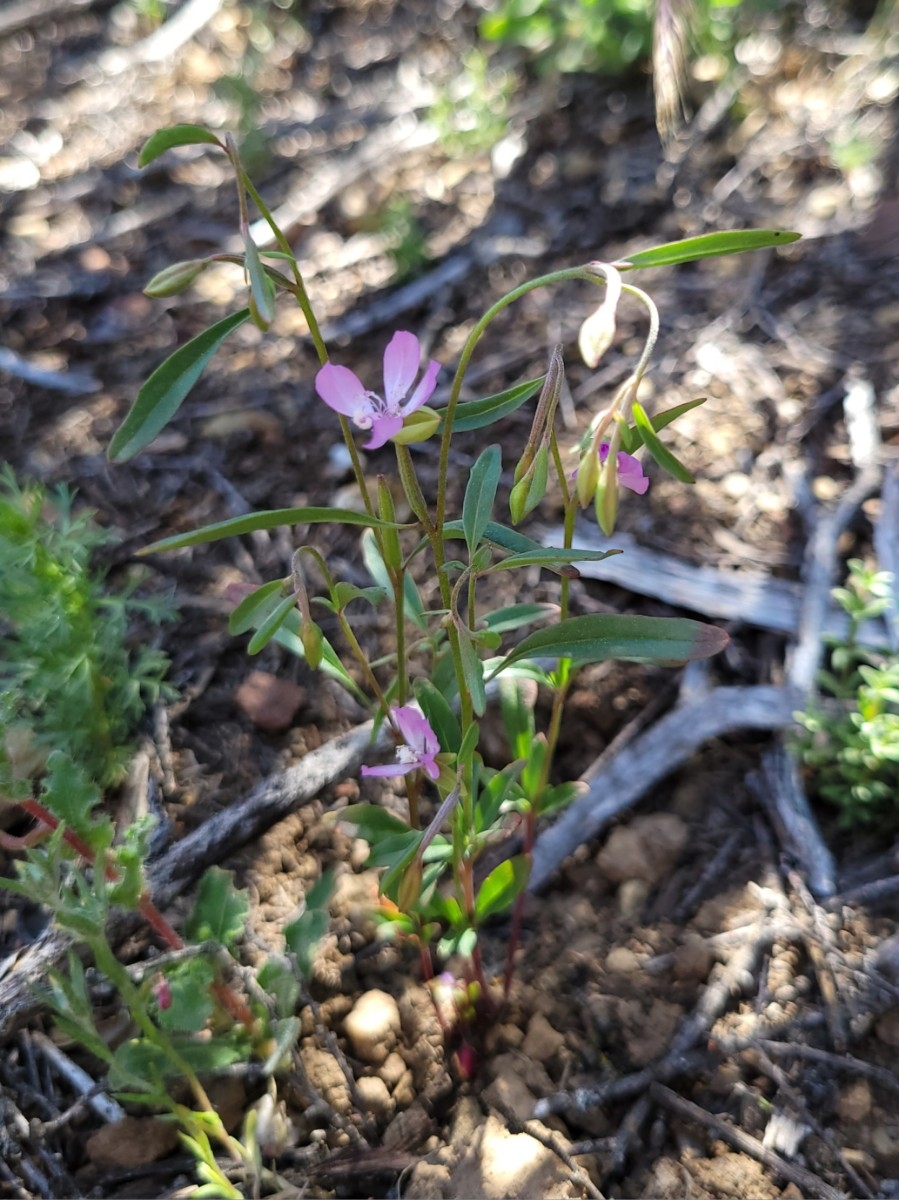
[475,855,530,921]
[138,125,223,167]
[631,401,695,482]
[619,229,800,270]
[619,396,706,454]
[109,310,250,461]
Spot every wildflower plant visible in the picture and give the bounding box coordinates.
[0,118,799,1189]
[106,126,799,1026]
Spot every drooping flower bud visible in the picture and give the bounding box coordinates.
[578,263,623,368]
[377,476,403,572]
[575,444,600,509]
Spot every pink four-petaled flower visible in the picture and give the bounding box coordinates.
[599,443,649,495]
[361,706,441,781]
[315,331,440,450]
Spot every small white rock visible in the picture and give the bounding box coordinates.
[344,989,401,1065]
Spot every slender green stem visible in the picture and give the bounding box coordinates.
[337,610,392,720]
[393,564,407,707]
[237,167,329,366]
[436,266,596,535]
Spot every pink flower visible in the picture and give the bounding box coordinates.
[361,706,440,781]
[315,331,440,450]
[599,443,649,495]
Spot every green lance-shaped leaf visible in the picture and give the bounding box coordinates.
[243,232,276,329]
[414,678,462,754]
[619,229,800,271]
[487,614,729,679]
[138,125,223,167]
[247,592,299,654]
[456,622,487,716]
[475,855,531,922]
[108,309,251,462]
[462,444,502,553]
[140,506,404,555]
[631,401,695,483]
[438,375,544,433]
[484,546,621,573]
[443,519,584,579]
[229,579,286,635]
[619,396,706,454]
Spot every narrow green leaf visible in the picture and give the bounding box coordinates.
[619,397,706,454]
[247,593,298,654]
[229,579,286,635]
[462,445,502,553]
[109,310,250,462]
[457,627,487,716]
[488,614,730,679]
[631,401,695,483]
[138,125,223,167]
[485,547,621,572]
[141,506,403,555]
[475,855,530,922]
[439,376,544,433]
[481,603,557,634]
[619,229,800,271]
[243,233,276,328]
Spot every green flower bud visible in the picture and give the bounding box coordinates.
[392,406,441,445]
[143,259,209,297]
[595,454,619,536]
[509,441,549,524]
[575,445,600,509]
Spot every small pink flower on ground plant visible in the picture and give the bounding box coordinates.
[599,443,649,495]
[361,705,441,781]
[315,331,440,450]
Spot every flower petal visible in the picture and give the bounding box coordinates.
[393,706,437,754]
[363,413,403,450]
[617,452,649,495]
[382,331,421,408]
[402,358,440,415]
[360,761,417,777]
[315,363,369,418]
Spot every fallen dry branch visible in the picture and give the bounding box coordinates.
[528,684,801,893]
[648,1082,849,1200]
[542,523,889,645]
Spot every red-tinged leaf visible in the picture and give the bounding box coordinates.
[108,310,250,461]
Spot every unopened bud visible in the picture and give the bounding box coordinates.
[575,446,600,509]
[392,406,441,445]
[595,454,619,536]
[578,264,622,368]
[144,259,208,297]
[509,441,549,524]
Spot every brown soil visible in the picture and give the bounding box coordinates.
[2,1,899,1197]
